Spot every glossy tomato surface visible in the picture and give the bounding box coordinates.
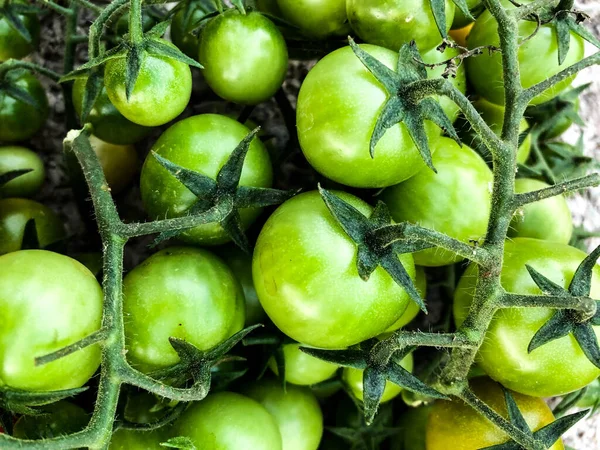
[199,10,288,105]
[0,10,40,61]
[381,137,493,267]
[0,250,103,391]
[123,247,245,372]
[89,135,138,195]
[0,146,44,198]
[104,40,192,126]
[276,0,349,39]
[268,343,339,386]
[140,114,273,246]
[384,265,426,333]
[426,378,564,450]
[454,238,600,397]
[297,44,444,188]
[253,190,416,349]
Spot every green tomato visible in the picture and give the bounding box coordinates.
[391,405,432,450]
[104,40,192,126]
[0,70,48,142]
[346,0,454,53]
[451,0,482,29]
[268,343,339,386]
[89,135,138,195]
[426,378,564,450]
[199,10,288,105]
[0,250,103,391]
[140,114,273,246]
[0,9,40,61]
[509,178,573,244]
[219,245,266,326]
[0,198,65,255]
[112,11,158,38]
[384,266,426,333]
[0,145,44,198]
[454,238,600,397]
[276,0,349,39]
[296,44,444,188]
[172,391,283,450]
[466,1,585,105]
[109,429,166,450]
[73,252,103,277]
[253,190,416,349]
[381,137,493,267]
[13,401,89,440]
[123,247,245,372]
[171,1,218,59]
[342,353,413,403]
[243,379,324,450]
[72,77,151,145]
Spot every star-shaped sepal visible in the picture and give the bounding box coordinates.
[347,38,461,172]
[480,386,587,450]
[151,127,297,252]
[319,186,431,312]
[527,246,600,369]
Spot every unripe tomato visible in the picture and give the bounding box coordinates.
[0,9,40,61]
[89,135,138,195]
[276,0,349,39]
[268,343,339,386]
[383,266,427,333]
[0,146,44,198]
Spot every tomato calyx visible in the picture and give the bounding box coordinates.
[0,68,46,113]
[0,385,88,416]
[150,127,296,252]
[348,38,460,170]
[518,246,600,368]
[432,0,474,40]
[0,2,41,43]
[301,340,445,425]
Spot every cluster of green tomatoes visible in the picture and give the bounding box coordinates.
[0,0,598,449]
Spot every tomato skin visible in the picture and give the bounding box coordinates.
[426,378,564,450]
[88,135,138,195]
[343,353,413,403]
[381,138,493,267]
[13,401,89,440]
[140,114,273,246]
[0,70,49,142]
[72,77,151,145]
[253,190,415,349]
[243,379,324,450]
[109,429,166,450]
[454,238,600,397]
[384,266,426,333]
[0,250,103,391]
[199,10,288,105]
[510,178,572,244]
[0,146,44,198]
[466,1,585,105]
[346,0,454,53]
[0,11,40,61]
[276,0,349,39]
[0,198,65,255]
[297,44,443,188]
[173,392,283,450]
[268,343,339,386]
[123,247,245,372]
[104,40,192,127]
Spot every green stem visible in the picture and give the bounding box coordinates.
[513,173,600,207]
[500,293,598,314]
[89,0,129,58]
[0,59,61,81]
[128,0,144,44]
[40,0,74,16]
[511,0,560,19]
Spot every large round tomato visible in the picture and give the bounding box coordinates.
[0,145,44,198]
[199,10,288,105]
[276,0,349,39]
[253,190,416,349]
[426,378,564,450]
[140,114,273,246]
[0,250,103,391]
[384,265,426,333]
[243,379,323,450]
[123,246,245,372]
[104,40,192,126]
[13,401,89,439]
[218,245,266,326]
[342,352,413,403]
[88,135,138,195]
[509,178,573,244]
[0,8,40,61]
[466,1,585,105]
[0,70,48,142]
[296,44,444,188]
[72,77,151,145]
[172,392,283,450]
[381,137,493,267]
[346,0,454,53]
[0,198,65,255]
[268,343,339,386]
[454,238,600,397]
